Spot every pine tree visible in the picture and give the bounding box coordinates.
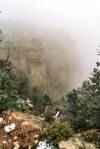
[63,61,100,129]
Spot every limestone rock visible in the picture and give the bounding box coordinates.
[0,111,43,149]
[59,137,97,149]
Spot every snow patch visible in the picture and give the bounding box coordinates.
[4,123,16,133]
[36,141,53,149]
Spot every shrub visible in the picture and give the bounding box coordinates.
[31,88,53,112]
[0,58,53,113]
[0,59,30,112]
[63,62,100,130]
[40,121,73,147]
[44,112,54,123]
[0,88,30,113]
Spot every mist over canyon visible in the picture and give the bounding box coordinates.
[0,0,99,99]
[0,20,97,99]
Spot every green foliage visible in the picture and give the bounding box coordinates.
[17,71,30,96]
[0,86,30,112]
[44,112,54,123]
[31,88,53,112]
[0,58,52,113]
[63,62,100,129]
[0,59,29,112]
[0,60,17,91]
[40,121,73,147]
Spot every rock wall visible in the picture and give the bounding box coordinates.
[0,22,81,99]
[0,35,48,96]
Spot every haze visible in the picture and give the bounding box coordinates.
[0,0,100,98]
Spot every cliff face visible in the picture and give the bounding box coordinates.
[0,36,47,96]
[0,21,81,99]
[14,39,46,93]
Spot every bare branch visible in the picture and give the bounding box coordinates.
[6,48,13,61]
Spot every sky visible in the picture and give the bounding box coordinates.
[0,0,100,87]
[0,0,100,20]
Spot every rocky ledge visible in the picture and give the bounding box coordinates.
[0,111,43,149]
[0,111,99,149]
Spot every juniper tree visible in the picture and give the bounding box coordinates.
[0,55,29,112]
[63,60,100,129]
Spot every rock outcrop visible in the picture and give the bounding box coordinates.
[0,22,81,99]
[0,111,98,149]
[59,137,97,149]
[0,111,43,149]
[0,35,47,96]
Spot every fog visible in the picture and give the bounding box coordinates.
[0,0,100,98]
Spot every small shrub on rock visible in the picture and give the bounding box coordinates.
[40,121,73,147]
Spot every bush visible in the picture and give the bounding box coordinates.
[0,58,53,113]
[44,112,54,123]
[31,88,53,112]
[63,62,100,130]
[0,87,30,113]
[40,121,73,147]
[0,59,30,112]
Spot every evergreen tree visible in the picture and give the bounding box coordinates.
[63,61,100,129]
[0,59,29,112]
